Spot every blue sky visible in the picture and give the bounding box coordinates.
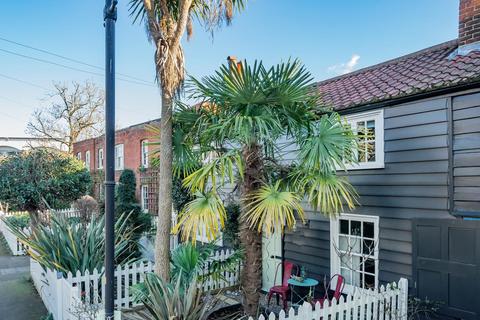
[0,0,458,137]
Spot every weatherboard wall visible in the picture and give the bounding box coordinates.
[284,94,457,286]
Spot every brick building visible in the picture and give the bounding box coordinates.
[72,119,160,211]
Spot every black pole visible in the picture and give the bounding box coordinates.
[104,1,117,319]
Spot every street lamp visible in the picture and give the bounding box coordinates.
[104,0,117,319]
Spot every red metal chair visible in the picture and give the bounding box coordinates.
[313,274,345,308]
[267,261,296,311]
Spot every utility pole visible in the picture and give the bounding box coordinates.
[104,0,117,319]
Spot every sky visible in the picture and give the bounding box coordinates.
[0,0,458,137]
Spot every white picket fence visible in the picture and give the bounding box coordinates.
[198,248,241,292]
[0,211,29,255]
[30,248,241,319]
[250,278,408,320]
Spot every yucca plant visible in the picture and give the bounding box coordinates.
[3,213,137,276]
[132,274,208,320]
[171,59,359,315]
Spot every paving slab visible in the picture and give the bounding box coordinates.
[0,235,48,320]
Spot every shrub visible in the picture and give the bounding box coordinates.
[5,213,30,229]
[223,202,241,248]
[0,149,91,226]
[170,242,243,288]
[73,195,99,224]
[4,213,137,276]
[116,169,151,259]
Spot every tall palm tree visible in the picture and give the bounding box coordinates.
[128,0,246,279]
[173,59,359,315]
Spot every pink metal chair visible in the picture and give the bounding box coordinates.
[313,274,345,308]
[267,261,296,311]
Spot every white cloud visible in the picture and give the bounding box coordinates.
[328,54,360,75]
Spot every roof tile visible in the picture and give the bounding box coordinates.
[317,40,480,110]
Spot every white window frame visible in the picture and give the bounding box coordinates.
[114,144,124,171]
[85,151,91,171]
[76,152,82,161]
[141,140,149,168]
[343,109,384,170]
[97,148,104,169]
[141,185,148,212]
[330,213,379,294]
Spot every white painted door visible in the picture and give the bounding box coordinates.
[262,230,282,291]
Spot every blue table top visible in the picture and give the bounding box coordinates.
[287,277,319,287]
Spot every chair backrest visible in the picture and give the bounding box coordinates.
[282,261,295,287]
[330,274,345,300]
[273,261,296,287]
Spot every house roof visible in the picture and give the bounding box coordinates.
[315,40,480,111]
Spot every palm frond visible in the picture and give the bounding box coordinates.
[243,181,305,236]
[290,170,358,216]
[172,191,226,243]
[296,113,357,172]
[182,150,243,192]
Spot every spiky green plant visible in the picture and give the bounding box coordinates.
[3,213,137,276]
[132,274,208,320]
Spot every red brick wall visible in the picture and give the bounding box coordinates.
[459,0,480,46]
[72,119,159,201]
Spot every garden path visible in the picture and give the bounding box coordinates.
[0,237,47,319]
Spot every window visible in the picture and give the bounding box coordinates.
[76,152,82,161]
[85,151,91,171]
[330,214,379,293]
[97,148,104,169]
[141,140,149,168]
[141,185,148,212]
[344,109,384,170]
[114,144,124,170]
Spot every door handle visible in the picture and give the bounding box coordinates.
[270,255,282,259]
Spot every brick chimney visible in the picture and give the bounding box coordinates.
[459,0,480,46]
[227,56,242,72]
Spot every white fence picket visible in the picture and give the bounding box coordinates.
[251,278,408,320]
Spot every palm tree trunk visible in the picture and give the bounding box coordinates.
[154,92,173,280]
[239,143,263,316]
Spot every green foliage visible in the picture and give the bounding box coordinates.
[223,202,240,248]
[243,181,304,236]
[132,274,208,320]
[5,213,30,229]
[172,175,194,213]
[117,169,137,204]
[170,242,243,287]
[115,170,152,259]
[173,191,225,243]
[173,59,359,240]
[0,149,91,212]
[3,213,136,276]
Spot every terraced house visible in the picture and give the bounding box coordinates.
[262,1,480,318]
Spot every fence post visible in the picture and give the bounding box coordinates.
[399,278,408,320]
[54,270,64,320]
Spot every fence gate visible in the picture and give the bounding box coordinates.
[413,219,480,320]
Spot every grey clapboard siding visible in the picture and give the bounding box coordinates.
[452,93,480,213]
[284,96,451,286]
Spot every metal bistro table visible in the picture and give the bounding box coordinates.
[287,277,319,307]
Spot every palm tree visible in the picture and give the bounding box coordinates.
[173,59,359,315]
[128,0,246,279]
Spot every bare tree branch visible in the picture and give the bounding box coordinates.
[26,81,105,153]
